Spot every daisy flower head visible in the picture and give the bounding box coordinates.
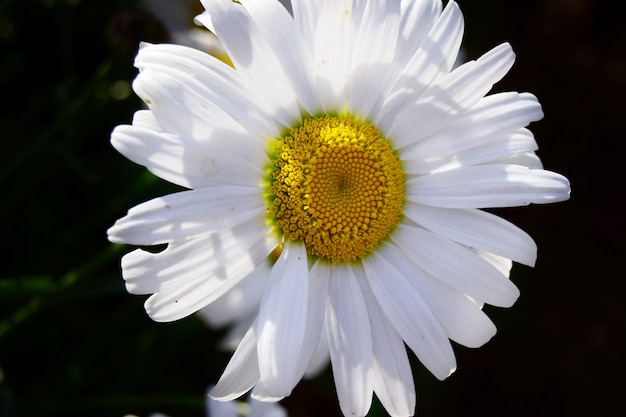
[108,0,570,416]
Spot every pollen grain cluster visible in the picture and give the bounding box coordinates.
[266,115,405,263]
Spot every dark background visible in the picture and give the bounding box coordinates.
[1,0,623,416]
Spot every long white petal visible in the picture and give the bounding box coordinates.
[198,259,271,327]
[295,259,330,379]
[291,0,323,49]
[314,0,355,111]
[326,263,373,417]
[348,0,400,118]
[390,222,520,307]
[374,0,462,129]
[199,0,300,127]
[356,271,416,417]
[403,204,537,266]
[396,0,442,67]
[120,217,274,295]
[406,165,571,208]
[363,250,456,380]
[108,186,264,245]
[388,43,516,147]
[257,240,309,397]
[377,243,497,348]
[142,228,278,322]
[210,324,260,401]
[401,92,543,162]
[238,0,319,114]
[134,43,277,135]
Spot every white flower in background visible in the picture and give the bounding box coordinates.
[141,0,291,60]
[130,386,287,417]
[108,0,570,416]
[140,0,223,55]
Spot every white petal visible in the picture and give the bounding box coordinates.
[314,0,355,111]
[111,125,266,190]
[291,0,322,49]
[211,324,260,401]
[303,320,330,379]
[348,0,400,118]
[142,227,279,322]
[388,43,516,148]
[108,186,264,245]
[198,260,271,327]
[390,223,520,307]
[326,263,373,417]
[256,240,309,398]
[363,250,456,380]
[376,243,497,348]
[406,165,571,208]
[133,63,269,149]
[402,129,539,175]
[131,109,161,131]
[238,0,319,114]
[401,92,543,162]
[294,259,330,379]
[473,249,513,278]
[199,0,300,127]
[374,0,462,128]
[120,217,274,295]
[396,0,442,68]
[403,204,537,266]
[356,272,416,417]
[135,43,277,135]
[493,151,544,169]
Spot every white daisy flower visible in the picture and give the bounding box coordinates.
[136,386,287,417]
[108,1,571,416]
[140,0,224,55]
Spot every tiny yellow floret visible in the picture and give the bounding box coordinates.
[266,115,404,263]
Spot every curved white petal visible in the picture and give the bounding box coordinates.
[141,226,278,322]
[396,0,442,68]
[401,92,543,163]
[199,0,300,127]
[120,217,273,295]
[314,0,355,111]
[374,0,463,128]
[238,0,319,114]
[390,222,520,307]
[348,0,400,118]
[402,129,539,175]
[257,240,309,397]
[211,323,260,401]
[131,109,161,131]
[108,186,264,245]
[493,151,544,169]
[388,42,516,148]
[134,43,277,135]
[198,259,271,328]
[403,204,537,266]
[291,0,322,49]
[303,320,330,379]
[356,271,416,417]
[363,250,456,380]
[111,125,266,190]
[376,243,498,348]
[406,165,571,208]
[294,259,330,379]
[326,263,373,417]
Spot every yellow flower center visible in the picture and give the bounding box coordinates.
[266,114,405,263]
